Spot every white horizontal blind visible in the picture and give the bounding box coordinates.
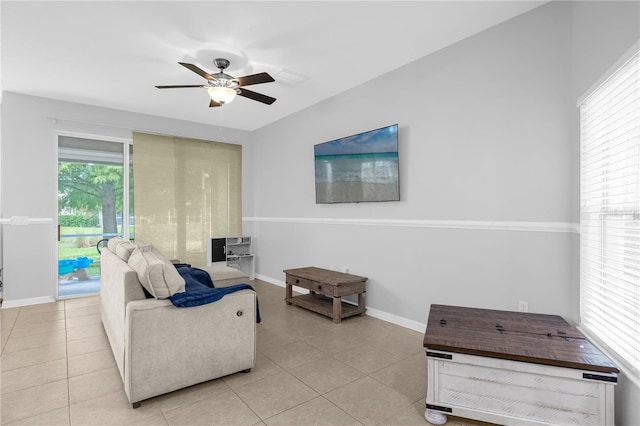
[580,51,640,378]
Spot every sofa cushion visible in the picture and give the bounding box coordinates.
[127,244,185,299]
[107,237,137,262]
[203,266,248,281]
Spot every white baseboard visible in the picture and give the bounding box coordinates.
[254,273,427,333]
[255,273,285,287]
[364,306,426,333]
[1,295,57,309]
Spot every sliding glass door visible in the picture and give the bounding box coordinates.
[57,135,132,298]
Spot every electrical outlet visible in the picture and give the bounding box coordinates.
[518,301,529,312]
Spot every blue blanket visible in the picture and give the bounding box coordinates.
[177,266,214,292]
[170,267,261,323]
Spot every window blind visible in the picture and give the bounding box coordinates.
[580,50,640,378]
[132,132,242,267]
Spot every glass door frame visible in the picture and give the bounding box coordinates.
[55,131,132,299]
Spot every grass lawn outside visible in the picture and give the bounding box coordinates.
[59,226,113,276]
[58,226,135,276]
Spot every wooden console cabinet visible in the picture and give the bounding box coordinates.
[283,267,367,323]
[423,304,619,426]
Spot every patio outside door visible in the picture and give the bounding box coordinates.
[57,135,132,298]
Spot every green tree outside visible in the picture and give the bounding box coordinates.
[58,162,123,236]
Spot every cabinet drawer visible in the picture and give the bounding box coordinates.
[286,276,328,294]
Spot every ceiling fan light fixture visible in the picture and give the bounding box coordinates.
[157,59,276,107]
[207,86,237,104]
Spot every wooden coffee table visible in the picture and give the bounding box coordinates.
[423,304,619,425]
[283,267,367,323]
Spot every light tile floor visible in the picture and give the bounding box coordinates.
[1,279,491,426]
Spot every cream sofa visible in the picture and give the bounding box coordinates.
[100,238,257,407]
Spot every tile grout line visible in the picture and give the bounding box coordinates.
[1,307,20,354]
[318,394,365,425]
[1,304,69,425]
[282,348,366,424]
[227,382,266,424]
[251,341,367,424]
[64,299,72,425]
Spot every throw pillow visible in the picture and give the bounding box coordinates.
[128,244,186,299]
[106,236,137,262]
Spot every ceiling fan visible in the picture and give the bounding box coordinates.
[156,58,276,107]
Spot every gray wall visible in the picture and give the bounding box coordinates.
[251,1,577,323]
[248,2,639,424]
[0,92,251,305]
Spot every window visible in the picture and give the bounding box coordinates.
[57,135,132,298]
[132,132,242,267]
[580,49,640,379]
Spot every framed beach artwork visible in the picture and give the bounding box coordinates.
[314,124,400,203]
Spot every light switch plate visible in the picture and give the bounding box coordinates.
[10,216,29,226]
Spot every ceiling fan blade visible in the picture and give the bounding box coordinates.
[237,88,276,105]
[209,99,222,108]
[236,72,275,87]
[179,62,214,80]
[155,84,205,89]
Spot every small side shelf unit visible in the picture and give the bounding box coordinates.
[207,236,255,279]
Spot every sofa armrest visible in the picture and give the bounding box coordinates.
[123,290,256,404]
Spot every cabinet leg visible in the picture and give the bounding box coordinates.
[425,409,447,425]
[333,296,342,323]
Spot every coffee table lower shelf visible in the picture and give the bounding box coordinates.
[287,294,363,321]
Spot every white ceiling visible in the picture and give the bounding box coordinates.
[1,1,546,132]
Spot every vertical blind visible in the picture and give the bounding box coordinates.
[132,132,242,267]
[580,51,640,378]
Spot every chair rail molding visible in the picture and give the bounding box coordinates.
[0,216,54,225]
[243,217,579,234]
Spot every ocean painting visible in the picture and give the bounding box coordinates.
[314,124,399,203]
